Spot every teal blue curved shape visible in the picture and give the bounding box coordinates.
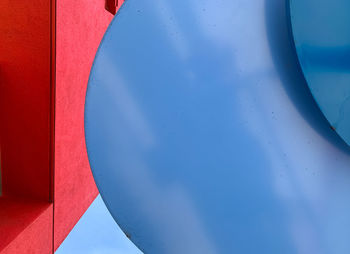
[289,0,350,145]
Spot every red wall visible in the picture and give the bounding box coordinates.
[0,199,53,254]
[0,1,54,252]
[0,0,52,201]
[54,0,116,249]
[0,0,123,252]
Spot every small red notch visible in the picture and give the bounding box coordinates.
[105,0,118,15]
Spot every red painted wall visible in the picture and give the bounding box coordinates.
[0,199,53,254]
[0,0,52,201]
[0,0,54,252]
[54,0,116,249]
[0,0,123,252]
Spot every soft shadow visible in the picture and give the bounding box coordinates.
[264,0,350,155]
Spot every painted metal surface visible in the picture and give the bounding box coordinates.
[85,0,350,253]
[289,0,350,145]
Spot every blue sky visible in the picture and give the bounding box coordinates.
[56,195,142,254]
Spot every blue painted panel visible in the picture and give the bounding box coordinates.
[85,0,350,253]
[289,0,350,145]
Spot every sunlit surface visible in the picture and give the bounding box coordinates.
[55,195,142,254]
[85,0,350,253]
[290,0,350,145]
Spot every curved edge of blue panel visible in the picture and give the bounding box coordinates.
[288,0,350,146]
[83,6,145,254]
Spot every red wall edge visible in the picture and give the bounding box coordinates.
[54,0,123,250]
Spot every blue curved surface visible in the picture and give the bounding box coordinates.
[289,0,350,145]
[85,0,350,253]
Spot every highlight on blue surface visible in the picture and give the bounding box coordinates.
[85,0,350,253]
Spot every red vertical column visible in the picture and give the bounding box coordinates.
[54,0,123,249]
[0,0,54,253]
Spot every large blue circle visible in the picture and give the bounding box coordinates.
[85,0,350,253]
